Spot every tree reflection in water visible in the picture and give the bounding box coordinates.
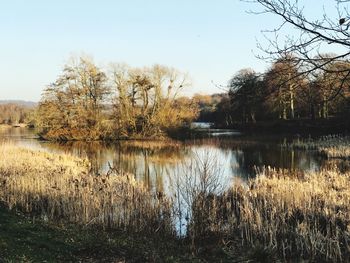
[0,127,333,195]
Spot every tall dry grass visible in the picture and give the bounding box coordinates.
[234,167,350,261]
[172,151,225,239]
[188,167,350,261]
[287,134,350,159]
[167,148,350,261]
[0,124,10,130]
[2,141,350,261]
[0,143,173,233]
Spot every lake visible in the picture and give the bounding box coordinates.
[0,125,327,192]
[2,125,335,235]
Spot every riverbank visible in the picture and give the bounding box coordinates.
[0,123,28,128]
[0,143,188,262]
[0,204,198,262]
[1,142,350,262]
[286,134,350,159]
[219,118,350,135]
[0,143,230,262]
[0,143,174,232]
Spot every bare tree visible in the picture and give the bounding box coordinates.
[246,0,350,115]
[228,68,265,123]
[111,64,197,138]
[37,56,110,140]
[248,0,350,73]
[264,56,304,119]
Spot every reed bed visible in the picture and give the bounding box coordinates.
[286,134,350,159]
[121,140,182,150]
[2,141,350,261]
[184,137,261,149]
[0,143,173,233]
[189,167,350,261]
[320,146,350,159]
[119,148,187,165]
[0,124,12,132]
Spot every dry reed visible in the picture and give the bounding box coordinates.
[0,143,173,233]
[190,167,350,261]
[287,134,350,159]
[2,141,350,261]
[0,124,12,132]
[121,140,182,149]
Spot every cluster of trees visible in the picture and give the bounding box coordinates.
[37,57,198,140]
[0,103,34,125]
[214,0,350,127]
[216,55,350,126]
[192,93,224,122]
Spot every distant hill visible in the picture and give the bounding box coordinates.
[0,100,37,108]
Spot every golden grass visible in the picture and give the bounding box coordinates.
[119,140,187,164]
[320,146,350,159]
[193,167,350,261]
[0,124,12,131]
[2,140,350,261]
[121,140,182,149]
[287,134,350,159]
[0,143,173,233]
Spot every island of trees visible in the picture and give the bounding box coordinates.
[36,57,198,140]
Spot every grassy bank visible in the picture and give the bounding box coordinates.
[286,134,350,159]
[1,142,350,262]
[0,143,231,262]
[0,143,173,232]
[0,123,27,129]
[0,143,186,262]
[223,118,350,135]
[0,202,268,262]
[190,167,350,262]
[0,124,12,131]
[0,204,200,262]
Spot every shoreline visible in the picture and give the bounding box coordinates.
[213,118,350,135]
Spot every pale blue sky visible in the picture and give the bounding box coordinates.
[0,0,343,101]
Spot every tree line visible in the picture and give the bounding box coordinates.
[0,103,34,125]
[211,0,350,129]
[36,57,199,141]
[215,55,350,127]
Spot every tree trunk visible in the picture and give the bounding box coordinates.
[290,83,295,119]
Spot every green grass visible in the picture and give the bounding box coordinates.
[0,205,179,262]
[1,204,235,262]
[0,205,76,262]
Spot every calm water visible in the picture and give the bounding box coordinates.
[2,126,332,234]
[0,126,327,191]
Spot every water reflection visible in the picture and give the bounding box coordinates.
[0,127,328,192]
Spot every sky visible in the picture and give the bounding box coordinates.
[0,0,344,101]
